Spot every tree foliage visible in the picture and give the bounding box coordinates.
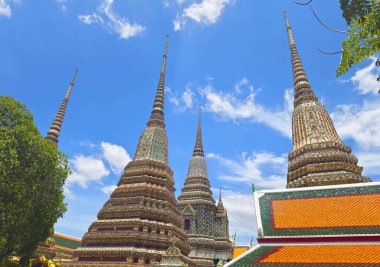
[337,0,380,81]
[340,0,372,24]
[0,96,70,265]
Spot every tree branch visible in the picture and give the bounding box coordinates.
[310,6,351,34]
[294,0,313,5]
[317,49,343,55]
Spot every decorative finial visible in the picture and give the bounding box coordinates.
[148,35,169,128]
[193,104,204,157]
[249,236,253,248]
[65,68,78,99]
[284,10,316,107]
[46,68,78,144]
[219,188,222,202]
[284,9,291,29]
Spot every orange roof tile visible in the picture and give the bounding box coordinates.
[232,247,249,259]
[271,194,380,229]
[258,245,380,264]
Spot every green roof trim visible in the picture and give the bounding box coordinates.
[53,235,81,249]
[228,246,274,267]
[55,247,74,254]
[259,184,380,237]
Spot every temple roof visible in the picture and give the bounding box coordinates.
[45,68,78,144]
[53,232,81,259]
[227,245,380,266]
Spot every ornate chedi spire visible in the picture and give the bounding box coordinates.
[179,106,213,204]
[178,107,231,267]
[74,36,193,266]
[45,68,78,144]
[284,10,371,188]
[147,35,168,129]
[216,188,224,212]
[134,35,169,163]
[193,105,204,157]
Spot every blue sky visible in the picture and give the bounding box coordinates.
[1,0,380,245]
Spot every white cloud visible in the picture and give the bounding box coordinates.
[101,141,131,174]
[64,141,132,196]
[234,77,250,94]
[351,58,380,95]
[173,13,186,31]
[0,0,19,18]
[331,97,380,179]
[55,0,67,11]
[67,155,110,188]
[183,87,195,108]
[167,85,195,112]
[200,81,293,138]
[217,189,257,244]
[0,0,11,17]
[78,13,104,25]
[167,79,293,136]
[356,151,380,176]
[207,151,287,189]
[163,0,187,7]
[173,0,233,31]
[78,0,145,40]
[331,99,380,149]
[101,185,117,195]
[184,0,231,24]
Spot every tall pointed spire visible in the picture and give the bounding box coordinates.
[284,10,317,108]
[217,188,224,211]
[45,68,78,144]
[147,34,169,128]
[193,105,204,157]
[134,36,170,163]
[283,11,371,188]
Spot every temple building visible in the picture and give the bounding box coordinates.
[225,11,380,267]
[177,108,232,267]
[70,36,193,266]
[284,9,371,188]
